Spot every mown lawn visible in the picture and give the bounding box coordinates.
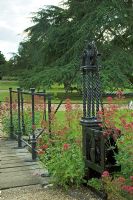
[0,81,19,90]
[0,89,132,105]
[0,80,132,104]
[0,91,9,102]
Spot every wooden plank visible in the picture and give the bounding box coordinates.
[0,138,49,189]
[0,162,38,169]
[0,165,42,173]
[0,176,41,189]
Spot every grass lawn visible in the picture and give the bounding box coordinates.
[0,81,19,90]
[0,80,132,104]
[0,91,9,102]
[0,89,132,104]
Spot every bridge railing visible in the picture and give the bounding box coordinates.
[9,87,52,160]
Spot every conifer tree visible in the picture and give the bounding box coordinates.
[15,0,133,90]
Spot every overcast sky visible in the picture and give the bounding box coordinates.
[0,0,61,60]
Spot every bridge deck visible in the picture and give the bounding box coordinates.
[0,138,49,190]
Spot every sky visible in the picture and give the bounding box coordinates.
[0,0,61,60]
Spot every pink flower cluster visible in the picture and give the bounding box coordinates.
[117,176,125,183]
[38,150,44,155]
[116,90,124,99]
[121,185,133,194]
[57,126,69,135]
[32,124,36,130]
[39,144,48,150]
[116,176,133,195]
[38,144,49,155]
[65,98,72,112]
[102,171,110,177]
[107,96,113,102]
[63,143,70,150]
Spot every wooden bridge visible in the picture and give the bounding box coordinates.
[0,138,101,200]
[0,137,49,190]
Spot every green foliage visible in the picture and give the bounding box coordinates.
[0,55,18,78]
[87,178,102,191]
[0,51,6,78]
[0,51,6,65]
[115,110,133,178]
[11,0,133,90]
[0,81,18,90]
[41,143,85,188]
[90,95,133,199]
[39,99,85,188]
[98,96,133,180]
[101,175,128,200]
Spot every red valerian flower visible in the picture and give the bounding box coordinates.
[115,127,121,133]
[119,141,124,144]
[12,103,17,110]
[105,119,110,124]
[102,171,110,177]
[41,119,47,128]
[75,139,81,144]
[38,150,44,155]
[40,144,48,150]
[97,110,103,115]
[107,96,113,102]
[116,90,124,98]
[130,176,133,181]
[63,143,70,150]
[57,127,69,135]
[98,123,103,127]
[103,131,110,137]
[65,98,72,112]
[120,118,126,125]
[38,138,43,145]
[121,185,133,194]
[32,124,36,130]
[124,123,131,130]
[117,177,126,183]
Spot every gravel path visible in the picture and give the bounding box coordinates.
[1,185,76,200]
[1,185,101,200]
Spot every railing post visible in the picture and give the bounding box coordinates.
[43,90,47,121]
[20,89,25,135]
[17,87,22,148]
[9,88,14,139]
[80,42,103,177]
[30,88,37,160]
[48,94,52,136]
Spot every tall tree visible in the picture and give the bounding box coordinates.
[0,51,6,65]
[16,0,133,90]
[0,51,6,79]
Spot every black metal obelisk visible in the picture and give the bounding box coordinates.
[80,41,104,176]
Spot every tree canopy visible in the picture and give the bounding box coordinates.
[13,0,133,90]
[0,51,6,65]
[0,51,6,78]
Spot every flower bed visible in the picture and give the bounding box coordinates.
[88,95,133,200]
[1,95,133,199]
[38,99,85,188]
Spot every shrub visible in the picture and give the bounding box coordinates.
[96,93,133,199]
[87,178,102,191]
[101,171,133,200]
[39,99,85,188]
[40,142,85,187]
